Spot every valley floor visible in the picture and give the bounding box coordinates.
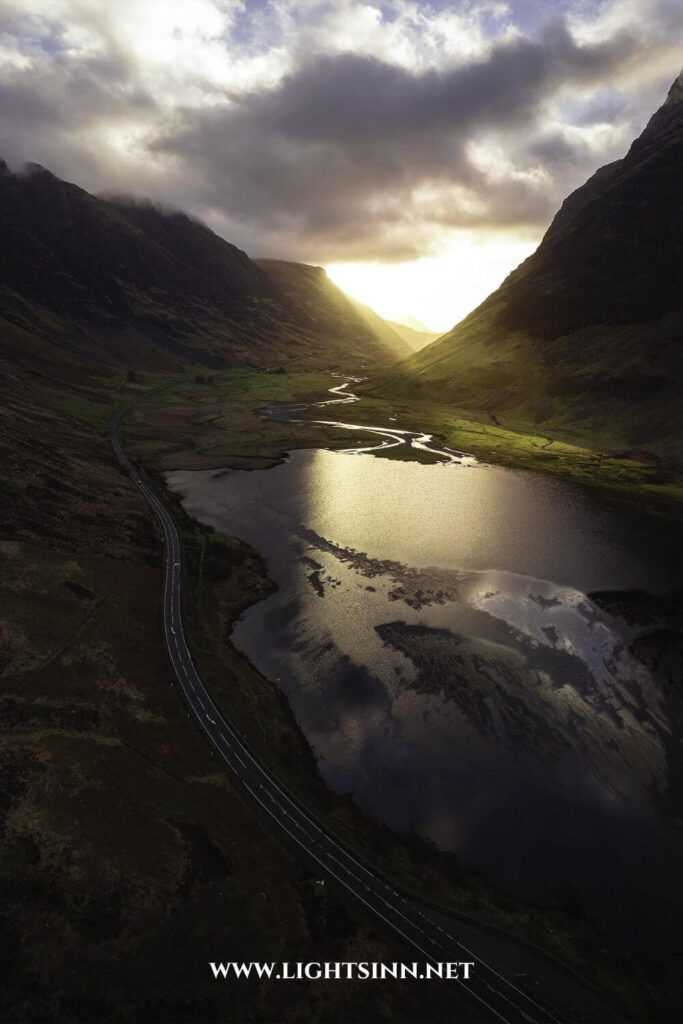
[122,369,683,1013]
[336,391,683,522]
[0,365,481,1024]
[126,367,683,520]
[1,363,681,1022]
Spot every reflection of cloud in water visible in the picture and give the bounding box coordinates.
[288,534,671,815]
[464,571,660,705]
[459,570,669,792]
[165,451,682,947]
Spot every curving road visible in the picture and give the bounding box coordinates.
[111,389,614,1024]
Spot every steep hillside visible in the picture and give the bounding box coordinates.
[0,162,405,375]
[384,319,440,352]
[345,295,412,358]
[371,72,683,459]
[256,259,411,362]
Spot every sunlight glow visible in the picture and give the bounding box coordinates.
[326,231,539,333]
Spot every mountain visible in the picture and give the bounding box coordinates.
[0,176,463,1024]
[384,319,440,352]
[255,260,411,362]
[343,294,413,358]
[0,162,406,375]
[371,72,683,458]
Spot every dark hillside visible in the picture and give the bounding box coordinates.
[371,72,683,460]
[0,163,407,374]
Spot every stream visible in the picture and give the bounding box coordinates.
[167,379,683,958]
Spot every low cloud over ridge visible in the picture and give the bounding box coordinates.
[0,0,680,267]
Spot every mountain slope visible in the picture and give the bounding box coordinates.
[371,72,683,458]
[384,319,440,352]
[0,162,405,375]
[345,296,413,359]
[255,259,411,362]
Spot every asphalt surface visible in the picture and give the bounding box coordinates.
[111,391,616,1024]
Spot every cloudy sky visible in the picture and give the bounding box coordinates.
[0,0,680,329]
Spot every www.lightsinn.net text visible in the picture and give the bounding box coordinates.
[210,961,474,981]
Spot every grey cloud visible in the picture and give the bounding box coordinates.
[3,55,153,122]
[567,89,629,127]
[527,132,583,167]
[152,18,641,259]
[0,3,678,263]
[0,37,159,192]
[231,21,630,140]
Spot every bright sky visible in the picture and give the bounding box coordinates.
[327,233,538,332]
[0,0,680,331]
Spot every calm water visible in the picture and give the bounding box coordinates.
[167,394,683,955]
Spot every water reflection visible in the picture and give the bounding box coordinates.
[167,445,682,954]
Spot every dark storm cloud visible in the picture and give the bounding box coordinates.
[151,18,638,259]
[0,1,677,262]
[0,41,156,183]
[527,132,583,168]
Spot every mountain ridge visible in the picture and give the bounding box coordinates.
[0,162,407,375]
[384,318,440,352]
[254,258,412,361]
[369,71,683,459]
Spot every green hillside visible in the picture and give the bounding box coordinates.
[369,72,683,462]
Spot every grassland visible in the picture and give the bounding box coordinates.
[343,393,683,520]
[365,305,683,500]
[0,363,485,1023]
[110,365,683,521]
[2,361,680,1021]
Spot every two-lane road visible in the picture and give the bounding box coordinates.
[111,391,610,1024]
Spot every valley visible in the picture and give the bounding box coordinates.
[370,73,683,468]
[122,369,683,1017]
[1,56,681,1024]
[1,344,682,1021]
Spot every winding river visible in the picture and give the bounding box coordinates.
[167,380,683,958]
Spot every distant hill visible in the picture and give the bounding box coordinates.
[343,294,412,359]
[0,162,407,376]
[371,72,683,459]
[384,319,440,352]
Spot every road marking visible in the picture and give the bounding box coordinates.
[238,776,509,1024]
[110,393,560,1024]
